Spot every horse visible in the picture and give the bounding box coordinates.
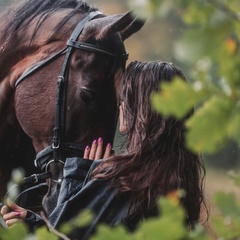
[0,0,144,215]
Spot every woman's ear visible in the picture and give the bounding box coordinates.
[119,101,127,134]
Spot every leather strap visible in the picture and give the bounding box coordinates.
[66,40,116,57]
[15,47,68,87]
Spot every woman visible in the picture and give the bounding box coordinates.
[1,61,206,239]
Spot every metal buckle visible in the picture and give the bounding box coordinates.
[52,142,60,149]
[45,159,64,172]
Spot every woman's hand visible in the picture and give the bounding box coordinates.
[0,199,27,227]
[83,137,112,160]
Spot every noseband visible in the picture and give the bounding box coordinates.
[15,11,128,178]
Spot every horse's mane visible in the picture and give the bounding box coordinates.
[0,0,98,45]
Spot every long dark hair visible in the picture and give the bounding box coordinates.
[93,61,206,228]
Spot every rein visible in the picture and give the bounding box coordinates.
[14,11,127,182]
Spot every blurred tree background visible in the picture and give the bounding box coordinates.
[0,0,13,10]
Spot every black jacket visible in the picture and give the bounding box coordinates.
[26,157,139,239]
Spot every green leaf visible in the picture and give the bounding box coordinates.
[0,223,28,240]
[35,226,59,240]
[91,225,131,240]
[151,78,207,118]
[185,96,234,153]
[60,210,93,235]
[134,197,187,240]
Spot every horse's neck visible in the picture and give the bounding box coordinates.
[0,44,47,136]
[0,10,74,128]
[0,9,77,86]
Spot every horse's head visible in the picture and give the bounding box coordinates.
[62,11,144,151]
[14,10,144,155]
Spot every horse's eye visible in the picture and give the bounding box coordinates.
[79,88,96,105]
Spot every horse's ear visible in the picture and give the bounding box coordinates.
[80,11,145,41]
[117,12,146,41]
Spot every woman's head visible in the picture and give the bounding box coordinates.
[119,61,186,153]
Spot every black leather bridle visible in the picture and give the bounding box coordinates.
[15,11,128,183]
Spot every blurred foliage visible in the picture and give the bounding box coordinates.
[90,194,198,240]
[2,189,240,239]
[211,190,240,239]
[0,194,211,240]
[149,0,240,156]
[148,0,240,239]
[1,0,240,239]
